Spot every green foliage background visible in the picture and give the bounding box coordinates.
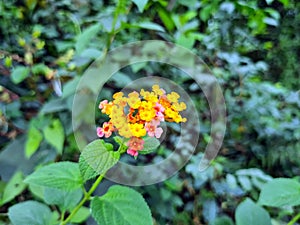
[0,0,299,224]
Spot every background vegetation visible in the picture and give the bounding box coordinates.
[0,0,299,224]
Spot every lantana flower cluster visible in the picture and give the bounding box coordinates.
[97,85,187,157]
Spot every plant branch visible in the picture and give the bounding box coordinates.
[288,212,300,225]
[60,173,105,225]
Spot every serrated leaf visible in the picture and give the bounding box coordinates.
[24,162,83,191]
[44,188,83,211]
[132,0,148,13]
[79,155,100,182]
[79,140,120,180]
[8,201,55,225]
[139,137,160,154]
[258,178,300,207]
[43,119,65,154]
[25,125,43,158]
[1,172,26,206]
[235,198,271,225]
[91,185,152,225]
[76,24,101,54]
[11,66,30,84]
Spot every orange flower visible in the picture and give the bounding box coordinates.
[97,84,187,157]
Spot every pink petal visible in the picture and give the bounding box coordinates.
[97,127,104,137]
[155,127,163,138]
[127,149,138,156]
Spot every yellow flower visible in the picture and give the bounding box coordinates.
[129,123,146,137]
[140,89,151,98]
[102,102,114,115]
[119,124,132,138]
[167,92,180,103]
[127,91,141,109]
[113,92,127,107]
[172,102,187,111]
[139,108,156,122]
[113,92,124,99]
[140,101,154,109]
[152,84,165,96]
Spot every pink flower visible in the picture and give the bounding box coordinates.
[99,100,108,109]
[126,137,145,156]
[145,121,163,138]
[154,103,165,121]
[97,122,114,138]
[154,102,165,113]
[127,149,138,157]
[127,137,144,151]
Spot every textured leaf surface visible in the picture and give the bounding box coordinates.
[44,188,83,211]
[24,162,83,191]
[91,185,152,225]
[79,140,120,181]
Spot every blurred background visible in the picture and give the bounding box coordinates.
[0,0,299,224]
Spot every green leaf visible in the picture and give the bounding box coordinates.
[8,201,55,225]
[137,22,165,32]
[91,185,152,225]
[211,216,234,225]
[75,24,101,54]
[11,66,30,84]
[24,162,83,191]
[44,188,83,211]
[0,172,26,206]
[258,178,300,207]
[70,206,90,223]
[111,72,133,87]
[139,137,160,154]
[235,198,271,225]
[43,119,65,154]
[31,63,51,76]
[79,155,100,181]
[79,140,120,180]
[25,125,43,158]
[132,0,148,13]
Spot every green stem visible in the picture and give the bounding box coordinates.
[288,212,300,225]
[60,173,105,225]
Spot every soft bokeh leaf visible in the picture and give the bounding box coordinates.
[75,24,101,54]
[25,125,43,158]
[132,0,148,13]
[139,137,160,154]
[1,172,26,206]
[70,206,90,223]
[235,198,271,225]
[11,66,30,84]
[8,201,56,225]
[258,178,300,207]
[43,119,65,154]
